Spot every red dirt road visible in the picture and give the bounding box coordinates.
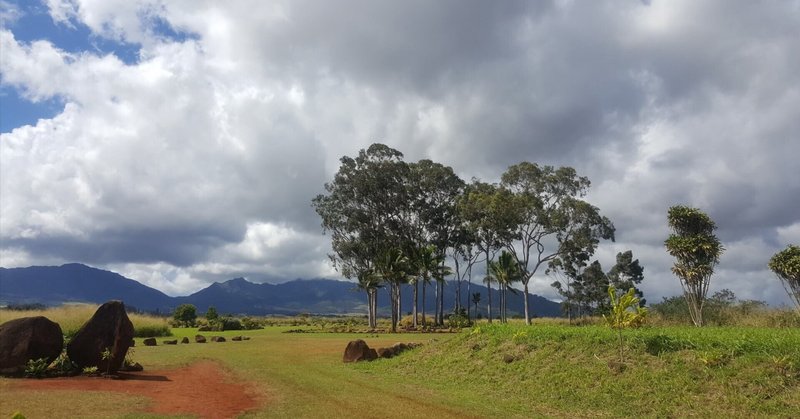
[19,360,261,418]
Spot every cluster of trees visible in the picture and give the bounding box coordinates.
[313,143,616,331]
[550,250,645,320]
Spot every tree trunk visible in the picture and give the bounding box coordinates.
[523,279,531,326]
[466,265,472,320]
[366,290,373,329]
[454,256,461,311]
[486,248,492,323]
[413,280,418,328]
[422,279,427,327]
[389,285,397,333]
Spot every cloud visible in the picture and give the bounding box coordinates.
[1,0,799,305]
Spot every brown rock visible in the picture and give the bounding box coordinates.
[502,354,516,363]
[231,336,242,341]
[180,337,190,344]
[142,338,157,346]
[0,316,64,375]
[210,336,226,342]
[195,335,207,343]
[343,339,377,363]
[242,336,250,341]
[119,362,143,372]
[163,339,178,345]
[67,301,134,373]
[376,347,395,358]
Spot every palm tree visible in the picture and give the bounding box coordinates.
[357,268,381,329]
[413,245,452,327]
[489,250,522,323]
[375,247,411,333]
[472,292,481,318]
[433,259,453,326]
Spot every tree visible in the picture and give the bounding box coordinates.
[205,306,219,322]
[173,304,197,326]
[356,269,381,329]
[412,244,445,327]
[768,244,800,312]
[607,250,646,306]
[472,292,482,318]
[407,159,464,325]
[603,287,647,363]
[312,143,412,327]
[489,250,522,323]
[458,181,518,323]
[664,205,724,327]
[375,247,411,333]
[501,162,615,325]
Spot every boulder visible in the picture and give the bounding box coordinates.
[376,347,395,359]
[195,335,207,343]
[0,316,64,375]
[343,339,378,363]
[163,339,178,345]
[180,337,190,344]
[67,301,134,373]
[120,362,143,372]
[210,336,226,342]
[242,336,251,341]
[391,342,409,353]
[231,336,242,341]
[142,338,157,346]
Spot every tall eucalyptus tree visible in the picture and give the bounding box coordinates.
[501,162,615,325]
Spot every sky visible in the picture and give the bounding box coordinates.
[1,0,799,306]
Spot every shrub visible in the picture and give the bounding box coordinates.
[133,324,171,337]
[172,304,197,327]
[448,308,471,328]
[24,358,49,378]
[241,317,263,330]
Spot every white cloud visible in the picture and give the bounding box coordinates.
[1,0,799,304]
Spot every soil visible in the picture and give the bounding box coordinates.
[19,360,261,418]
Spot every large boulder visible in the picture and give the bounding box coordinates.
[195,335,207,343]
[0,316,64,375]
[343,339,378,363]
[67,301,134,373]
[180,337,190,344]
[142,338,157,346]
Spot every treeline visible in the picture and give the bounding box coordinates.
[312,143,635,332]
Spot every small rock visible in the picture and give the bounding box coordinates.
[195,335,207,343]
[142,338,157,346]
[231,336,242,341]
[242,336,250,341]
[198,326,211,332]
[343,339,377,362]
[120,362,143,372]
[180,337,189,344]
[210,336,226,342]
[502,354,516,363]
[163,339,178,345]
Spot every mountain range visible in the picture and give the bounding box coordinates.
[0,263,562,317]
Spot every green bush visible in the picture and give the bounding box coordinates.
[448,308,471,328]
[133,324,172,337]
[24,358,48,378]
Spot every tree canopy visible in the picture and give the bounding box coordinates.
[768,244,800,312]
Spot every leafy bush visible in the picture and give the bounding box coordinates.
[49,351,78,375]
[24,358,48,378]
[172,304,197,327]
[448,308,471,328]
[241,317,263,330]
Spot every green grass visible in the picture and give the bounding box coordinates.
[2,318,799,418]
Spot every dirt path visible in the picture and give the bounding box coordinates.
[19,360,262,418]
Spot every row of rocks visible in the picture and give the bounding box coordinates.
[342,339,421,363]
[141,335,251,346]
[0,301,133,375]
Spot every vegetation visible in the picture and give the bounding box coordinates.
[313,144,613,327]
[769,244,800,311]
[603,287,647,362]
[0,304,171,337]
[650,289,800,327]
[172,303,197,327]
[665,205,724,327]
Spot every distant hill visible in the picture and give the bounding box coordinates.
[0,263,562,317]
[0,263,175,312]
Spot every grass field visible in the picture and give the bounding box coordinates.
[1,309,799,418]
[0,305,171,338]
